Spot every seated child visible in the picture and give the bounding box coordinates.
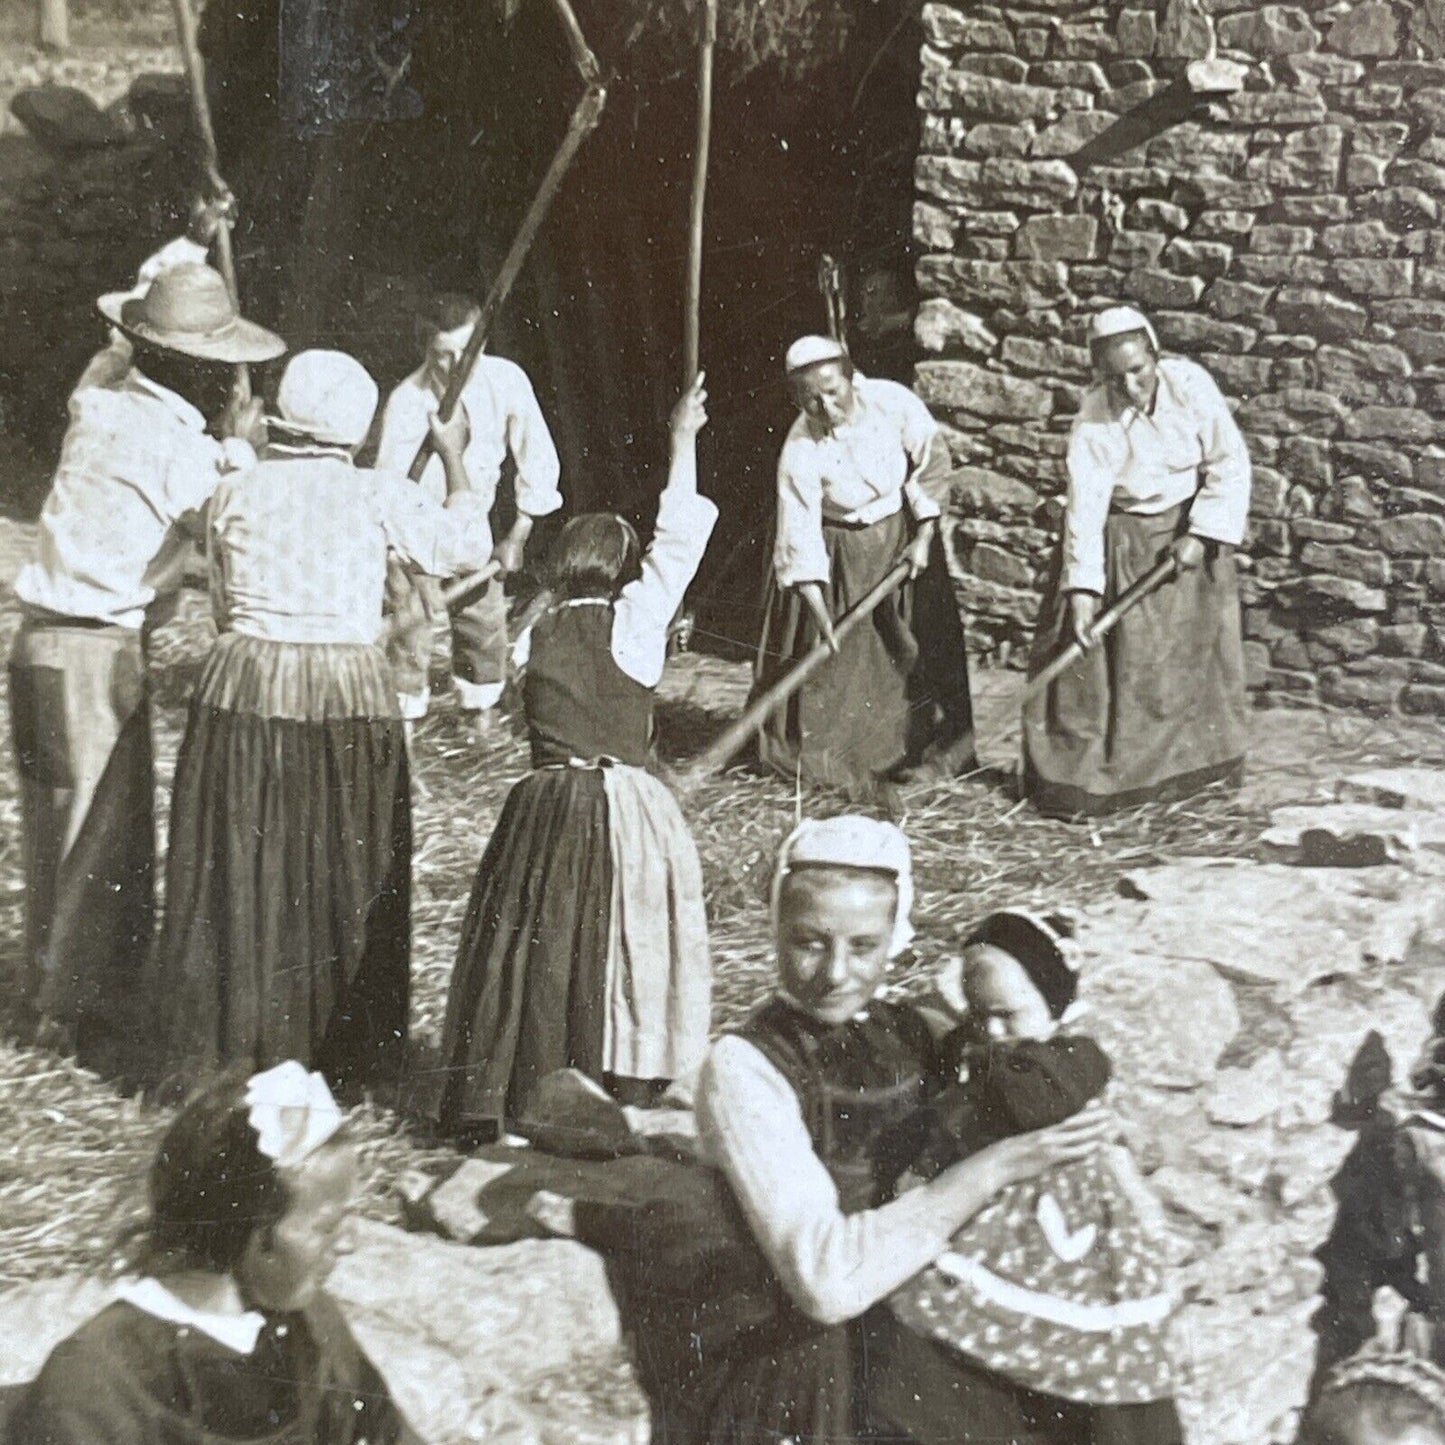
[888,909,1180,1424]
[1300,1351,1445,1445]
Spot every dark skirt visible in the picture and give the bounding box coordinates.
[754,510,976,796]
[7,615,154,1067]
[1021,505,1247,820]
[154,635,411,1090]
[437,765,613,1130]
[867,1311,1183,1445]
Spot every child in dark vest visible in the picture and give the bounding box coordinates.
[1300,1351,1445,1445]
[882,909,1183,1444]
[437,376,715,1138]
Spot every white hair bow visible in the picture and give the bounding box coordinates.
[244,1061,344,1170]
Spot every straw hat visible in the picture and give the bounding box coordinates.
[97,262,284,365]
[272,350,380,449]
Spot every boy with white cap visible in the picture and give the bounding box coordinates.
[8,253,283,1069]
[374,291,563,729]
[1022,305,1252,819]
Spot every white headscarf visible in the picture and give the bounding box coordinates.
[244,1061,344,1171]
[1088,305,1160,355]
[770,815,915,958]
[784,333,849,376]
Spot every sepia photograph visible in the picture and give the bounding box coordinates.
[0,0,1444,1440]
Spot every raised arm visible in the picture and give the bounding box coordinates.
[611,373,718,688]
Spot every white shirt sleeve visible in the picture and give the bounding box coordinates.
[896,389,945,524]
[502,366,563,519]
[1062,420,1114,595]
[374,383,427,479]
[611,487,718,688]
[773,446,830,590]
[367,469,491,576]
[697,1035,959,1327]
[1182,366,1251,547]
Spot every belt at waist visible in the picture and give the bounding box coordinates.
[533,755,622,772]
[18,603,136,633]
[821,493,903,530]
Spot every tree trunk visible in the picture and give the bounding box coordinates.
[38,0,68,51]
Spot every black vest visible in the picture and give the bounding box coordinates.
[524,601,655,768]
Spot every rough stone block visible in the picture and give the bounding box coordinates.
[1252,224,1316,255]
[965,210,1023,236]
[1327,1,1400,59]
[982,157,1080,205]
[1285,54,1367,90]
[1001,334,1091,376]
[1283,438,1334,489]
[1013,214,1100,261]
[916,255,1070,308]
[1230,91,1329,125]
[1152,310,1259,351]
[1333,445,1410,486]
[1031,61,1110,88]
[1158,0,1216,58]
[917,362,1054,421]
[1235,255,1329,286]
[1298,543,1390,586]
[1396,328,1445,367]
[920,67,1061,122]
[969,540,1036,588]
[1321,668,1401,708]
[1109,229,1168,268]
[1032,111,1118,157]
[1403,685,1445,715]
[914,298,998,355]
[915,154,981,205]
[1376,512,1445,554]
[1344,407,1436,443]
[1124,267,1205,308]
[1277,575,1389,613]
[1205,277,1273,320]
[923,5,1015,50]
[1320,220,1397,257]
[1164,238,1233,279]
[1194,208,1256,240]
[1275,287,1367,342]
[913,201,958,252]
[1354,120,1412,161]
[1117,9,1158,55]
[1245,126,1345,189]
[962,122,1035,159]
[1381,623,1430,656]
[1388,158,1445,192]
[1218,6,1323,55]
[1270,195,1351,224]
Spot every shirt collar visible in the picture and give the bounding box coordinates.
[116,1277,267,1355]
[124,368,207,433]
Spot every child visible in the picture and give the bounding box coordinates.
[1300,1352,1445,1445]
[8,1062,418,1444]
[884,909,1183,1443]
[437,375,715,1137]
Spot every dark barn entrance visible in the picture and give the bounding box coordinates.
[202,0,925,649]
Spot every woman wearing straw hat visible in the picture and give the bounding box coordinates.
[8,260,281,1072]
[1022,306,1252,819]
[752,336,976,798]
[151,349,488,1091]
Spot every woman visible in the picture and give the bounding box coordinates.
[8,1061,419,1443]
[753,336,976,797]
[1022,305,1252,819]
[437,376,714,1135]
[617,815,1112,1443]
[154,349,488,1090]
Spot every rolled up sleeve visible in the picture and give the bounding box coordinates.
[1062,424,1114,595]
[1184,369,1251,547]
[697,1036,957,1327]
[773,449,829,590]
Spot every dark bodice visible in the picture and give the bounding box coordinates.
[523,601,655,769]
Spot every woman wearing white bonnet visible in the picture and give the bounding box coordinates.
[752,334,976,797]
[1022,304,1253,818]
[148,350,492,1091]
[621,814,1111,1441]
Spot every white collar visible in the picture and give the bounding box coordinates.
[124,369,207,433]
[116,1276,266,1355]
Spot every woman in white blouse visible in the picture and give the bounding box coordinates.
[753,336,976,797]
[1022,306,1252,819]
[151,350,490,1093]
[621,816,1112,1443]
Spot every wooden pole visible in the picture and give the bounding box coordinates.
[683,0,718,383]
[407,0,606,616]
[686,555,914,780]
[1019,553,1178,705]
[38,0,68,51]
[169,0,249,399]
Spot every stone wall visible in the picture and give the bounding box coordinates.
[914,0,1445,714]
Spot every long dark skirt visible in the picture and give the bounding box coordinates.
[1021,504,1247,820]
[867,1311,1183,1445]
[438,766,613,1130]
[754,510,975,796]
[7,615,154,1067]
[155,636,411,1090]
